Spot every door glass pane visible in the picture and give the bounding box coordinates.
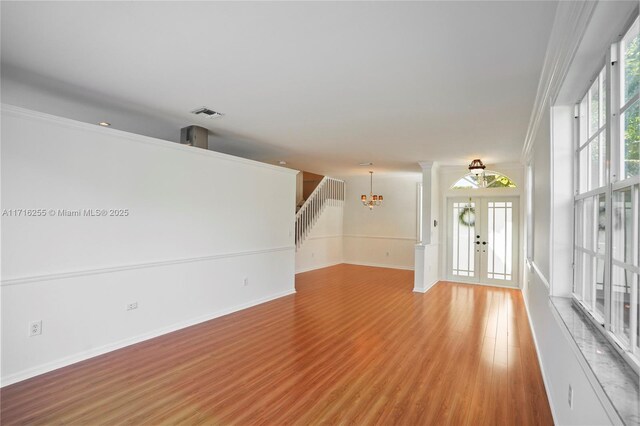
[452,201,475,277]
[486,201,513,281]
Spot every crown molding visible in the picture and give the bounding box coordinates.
[521,1,597,162]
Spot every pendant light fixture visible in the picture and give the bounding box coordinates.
[468,159,487,188]
[468,159,486,173]
[361,171,383,210]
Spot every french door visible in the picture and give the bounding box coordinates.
[447,197,519,287]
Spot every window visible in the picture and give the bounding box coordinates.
[574,16,640,369]
[451,171,516,189]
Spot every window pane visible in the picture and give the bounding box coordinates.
[590,78,600,136]
[597,193,606,256]
[622,18,639,106]
[590,138,600,190]
[579,146,588,193]
[579,135,607,193]
[599,131,607,187]
[612,188,634,264]
[622,101,639,179]
[600,69,607,128]
[611,265,636,348]
[575,199,584,248]
[574,249,583,298]
[582,196,594,251]
[583,253,594,310]
[595,257,605,319]
[579,95,588,146]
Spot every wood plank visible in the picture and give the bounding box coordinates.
[0,265,553,425]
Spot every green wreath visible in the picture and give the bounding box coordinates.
[458,206,475,227]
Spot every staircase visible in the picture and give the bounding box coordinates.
[295,176,345,250]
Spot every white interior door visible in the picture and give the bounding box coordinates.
[447,197,519,287]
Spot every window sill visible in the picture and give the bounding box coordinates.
[550,296,639,426]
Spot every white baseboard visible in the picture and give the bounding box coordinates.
[1,288,296,387]
[295,261,343,274]
[412,281,437,294]
[444,279,519,290]
[344,261,414,271]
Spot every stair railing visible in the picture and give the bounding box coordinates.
[295,176,345,250]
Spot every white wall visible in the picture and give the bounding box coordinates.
[532,112,552,279]
[521,2,631,418]
[295,203,343,273]
[342,173,420,270]
[525,110,619,425]
[1,105,297,385]
[523,266,613,426]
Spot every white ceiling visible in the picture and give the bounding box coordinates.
[1,1,558,175]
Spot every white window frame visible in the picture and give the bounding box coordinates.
[572,14,640,373]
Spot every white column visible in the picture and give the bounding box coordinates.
[419,161,434,244]
[414,161,440,293]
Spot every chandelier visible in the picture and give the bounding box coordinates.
[361,171,383,210]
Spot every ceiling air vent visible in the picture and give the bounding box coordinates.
[191,107,224,119]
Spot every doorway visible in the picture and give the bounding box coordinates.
[447,196,519,287]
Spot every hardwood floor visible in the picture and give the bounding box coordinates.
[0,264,553,425]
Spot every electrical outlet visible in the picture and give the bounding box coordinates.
[29,320,42,336]
[568,385,573,409]
[386,251,390,257]
[243,277,249,286]
[311,252,315,258]
[126,302,138,311]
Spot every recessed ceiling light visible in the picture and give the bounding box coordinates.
[359,162,373,166]
[98,122,111,127]
[191,107,224,119]
[278,161,287,165]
